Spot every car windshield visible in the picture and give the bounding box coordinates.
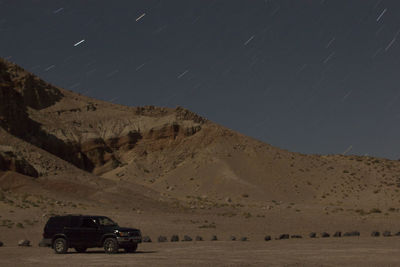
[97,217,118,226]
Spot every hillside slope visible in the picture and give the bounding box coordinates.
[1,58,400,239]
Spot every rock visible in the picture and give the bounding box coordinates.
[183,235,192,241]
[170,235,179,242]
[290,235,302,239]
[383,231,391,237]
[38,240,49,247]
[279,234,289,240]
[321,232,330,238]
[157,235,167,242]
[240,237,248,241]
[195,236,203,241]
[309,232,317,238]
[18,239,30,246]
[211,235,218,241]
[343,231,360,237]
[230,236,236,241]
[371,231,380,237]
[264,235,271,241]
[333,231,342,237]
[142,236,152,242]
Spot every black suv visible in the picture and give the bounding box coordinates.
[41,215,142,254]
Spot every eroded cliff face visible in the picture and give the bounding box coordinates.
[0,58,206,176]
[0,147,38,177]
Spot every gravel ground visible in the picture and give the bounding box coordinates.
[0,238,399,266]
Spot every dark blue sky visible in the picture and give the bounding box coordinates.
[1,0,399,159]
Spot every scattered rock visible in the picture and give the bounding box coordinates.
[309,232,317,238]
[321,232,330,238]
[371,231,380,237]
[171,235,179,242]
[157,236,167,242]
[343,231,360,237]
[18,240,30,247]
[142,236,152,242]
[38,240,49,247]
[195,236,203,241]
[230,236,236,241]
[240,237,248,241]
[279,234,289,240]
[383,231,391,237]
[333,231,342,237]
[211,235,218,241]
[290,235,302,239]
[183,235,192,241]
[264,235,271,241]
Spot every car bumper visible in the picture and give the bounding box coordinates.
[116,236,142,245]
[39,238,52,247]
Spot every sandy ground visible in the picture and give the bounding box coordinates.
[0,238,399,266]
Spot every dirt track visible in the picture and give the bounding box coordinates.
[0,238,399,266]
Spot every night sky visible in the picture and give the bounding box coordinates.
[1,0,399,160]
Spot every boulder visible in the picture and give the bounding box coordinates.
[142,236,152,242]
[183,235,192,241]
[211,235,218,241]
[371,231,380,237]
[264,235,271,241]
[240,237,248,241]
[309,232,317,238]
[0,241,3,247]
[170,235,179,242]
[279,234,289,240]
[321,232,330,238]
[395,232,400,236]
[383,231,391,237]
[157,235,167,242]
[18,239,30,246]
[195,236,203,241]
[230,236,236,241]
[333,231,341,237]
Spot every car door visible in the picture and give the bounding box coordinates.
[80,217,101,247]
[64,216,82,247]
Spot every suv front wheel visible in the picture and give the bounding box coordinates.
[53,238,68,254]
[103,238,119,254]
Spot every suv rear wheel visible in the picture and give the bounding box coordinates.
[53,238,68,254]
[103,238,119,254]
[124,243,138,253]
[74,247,87,253]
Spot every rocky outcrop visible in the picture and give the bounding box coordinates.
[0,150,38,177]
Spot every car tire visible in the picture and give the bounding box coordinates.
[74,247,87,253]
[124,243,138,253]
[53,238,68,254]
[103,238,119,254]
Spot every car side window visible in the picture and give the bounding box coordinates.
[81,218,98,228]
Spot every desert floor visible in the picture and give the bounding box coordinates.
[1,238,400,266]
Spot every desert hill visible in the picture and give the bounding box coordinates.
[1,57,400,244]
